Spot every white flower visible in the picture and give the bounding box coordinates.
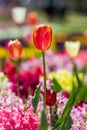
[65,41,81,58]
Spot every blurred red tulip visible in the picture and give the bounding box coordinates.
[8,39,22,60]
[27,12,38,25]
[33,24,52,51]
[4,60,16,76]
[46,89,56,106]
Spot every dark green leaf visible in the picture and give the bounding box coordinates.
[39,110,48,130]
[53,90,75,130]
[53,109,70,130]
[72,61,87,103]
[80,65,87,74]
[58,115,73,130]
[73,61,82,87]
[75,84,87,103]
[53,61,85,130]
[53,83,79,130]
[32,86,40,113]
[51,78,62,92]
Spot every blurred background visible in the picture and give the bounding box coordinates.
[0,0,87,54]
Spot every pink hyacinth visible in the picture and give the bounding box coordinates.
[0,104,39,130]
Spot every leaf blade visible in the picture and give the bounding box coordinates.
[39,110,48,130]
[32,85,40,113]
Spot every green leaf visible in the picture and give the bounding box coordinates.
[72,61,82,87]
[75,84,87,103]
[53,79,80,130]
[63,90,76,115]
[53,90,75,130]
[53,109,70,130]
[32,85,40,113]
[53,60,87,130]
[58,115,73,130]
[72,61,87,104]
[81,65,87,74]
[51,78,62,92]
[39,110,48,130]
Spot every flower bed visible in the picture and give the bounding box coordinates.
[0,24,87,130]
[0,72,87,130]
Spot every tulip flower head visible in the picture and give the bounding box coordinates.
[27,12,38,25]
[33,24,52,51]
[8,39,22,60]
[65,41,81,58]
[46,89,56,106]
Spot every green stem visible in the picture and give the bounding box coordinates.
[42,51,46,111]
[24,47,29,59]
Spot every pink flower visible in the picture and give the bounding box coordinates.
[18,71,39,96]
[74,50,87,70]
[0,105,39,130]
[11,71,39,99]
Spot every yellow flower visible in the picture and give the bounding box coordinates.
[65,41,81,58]
[48,70,83,93]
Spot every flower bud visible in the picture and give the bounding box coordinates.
[33,24,52,51]
[8,39,22,60]
[65,41,81,58]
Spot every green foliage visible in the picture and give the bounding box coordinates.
[75,84,87,103]
[72,61,82,87]
[51,78,62,92]
[53,90,75,130]
[72,61,87,103]
[80,65,87,74]
[39,110,48,130]
[57,115,73,130]
[62,115,72,130]
[53,61,86,130]
[32,86,40,113]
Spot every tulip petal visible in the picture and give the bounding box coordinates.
[33,25,52,51]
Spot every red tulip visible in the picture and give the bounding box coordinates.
[46,89,56,106]
[27,12,38,25]
[33,24,52,51]
[4,60,16,76]
[8,39,22,60]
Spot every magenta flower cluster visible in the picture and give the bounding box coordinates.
[4,60,39,99]
[0,105,39,130]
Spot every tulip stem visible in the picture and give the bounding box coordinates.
[42,51,46,111]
